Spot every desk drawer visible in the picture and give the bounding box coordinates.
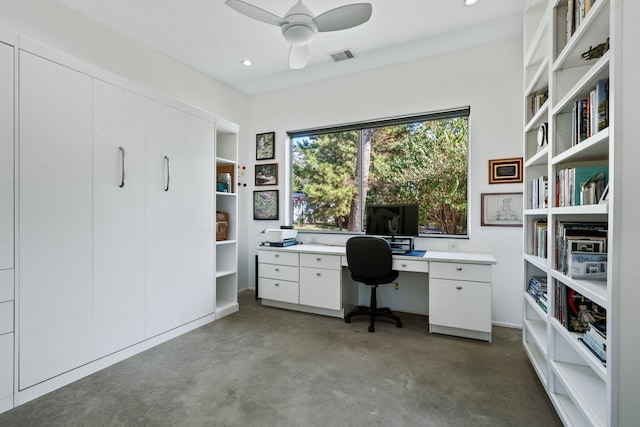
[429,262,491,282]
[258,250,299,267]
[258,263,299,282]
[299,267,341,310]
[0,301,13,335]
[258,278,298,304]
[300,253,341,270]
[392,259,429,273]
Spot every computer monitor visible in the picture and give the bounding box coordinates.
[365,204,419,237]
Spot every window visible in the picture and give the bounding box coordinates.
[290,108,469,236]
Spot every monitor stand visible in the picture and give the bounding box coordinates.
[383,236,414,254]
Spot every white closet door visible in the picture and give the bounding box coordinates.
[0,42,13,270]
[18,51,93,389]
[145,99,185,337]
[92,80,145,358]
[182,114,215,322]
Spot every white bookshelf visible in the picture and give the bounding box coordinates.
[521,1,636,425]
[215,118,240,319]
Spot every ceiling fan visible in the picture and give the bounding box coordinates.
[225,0,373,69]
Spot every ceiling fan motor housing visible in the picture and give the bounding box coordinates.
[282,15,317,45]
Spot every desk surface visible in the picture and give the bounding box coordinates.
[259,243,496,265]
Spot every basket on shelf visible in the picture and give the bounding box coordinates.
[216,211,229,241]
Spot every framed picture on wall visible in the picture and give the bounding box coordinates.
[256,132,275,160]
[255,163,278,186]
[253,190,279,220]
[488,157,523,184]
[481,192,523,227]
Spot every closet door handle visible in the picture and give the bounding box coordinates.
[164,155,170,192]
[118,147,126,188]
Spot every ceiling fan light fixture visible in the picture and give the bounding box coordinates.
[464,0,479,5]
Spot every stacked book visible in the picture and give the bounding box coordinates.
[527,276,548,313]
[579,321,607,365]
[556,221,607,278]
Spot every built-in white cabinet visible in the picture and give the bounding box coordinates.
[299,254,341,310]
[521,1,638,425]
[428,262,492,342]
[4,35,236,410]
[92,80,146,358]
[18,50,94,389]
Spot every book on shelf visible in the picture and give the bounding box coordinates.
[579,337,606,364]
[571,79,609,145]
[556,221,608,275]
[555,166,608,207]
[531,176,548,209]
[564,285,607,333]
[532,219,548,258]
[567,251,607,280]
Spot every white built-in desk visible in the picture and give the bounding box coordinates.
[257,244,497,342]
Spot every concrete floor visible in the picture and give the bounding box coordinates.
[0,290,562,426]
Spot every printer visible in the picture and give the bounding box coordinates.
[264,228,298,247]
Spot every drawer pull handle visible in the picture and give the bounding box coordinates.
[275,254,280,257]
[316,257,321,261]
[274,283,280,287]
[275,268,279,272]
[456,286,462,290]
[401,263,407,267]
[316,272,321,276]
[456,267,462,271]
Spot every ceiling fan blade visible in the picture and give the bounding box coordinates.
[289,44,309,69]
[314,3,372,32]
[225,0,287,26]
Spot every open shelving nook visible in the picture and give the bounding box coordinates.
[215,118,240,319]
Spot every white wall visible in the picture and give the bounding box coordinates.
[245,38,525,327]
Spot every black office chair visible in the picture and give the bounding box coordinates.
[345,236,403,332]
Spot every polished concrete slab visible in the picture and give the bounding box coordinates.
[0,291,562,426]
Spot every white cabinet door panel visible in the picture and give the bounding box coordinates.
[92,80,146,358]
[429,278,491,333]
[182,114,215,322]
[299,267,341,310]
[19,51,93,389]
[0,333,12,400]
[0,42,13,271]
[145,99,185,337]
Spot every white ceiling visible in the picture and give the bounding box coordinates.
[54,0,526,95]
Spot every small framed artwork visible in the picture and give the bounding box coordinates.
[255,163,278,186]
[256,132,275,160]
[481,192,523,227]
[253,190,279,220]
[488,157,523,184]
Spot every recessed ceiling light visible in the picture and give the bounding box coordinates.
[241,59,252,66]
[464,0,479,5]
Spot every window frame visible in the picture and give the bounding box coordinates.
[287,107,471,238]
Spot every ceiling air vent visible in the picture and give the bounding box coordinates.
[329,49,355,62]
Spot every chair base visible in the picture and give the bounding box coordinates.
[344,305,403,332]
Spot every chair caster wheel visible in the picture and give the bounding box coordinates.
[368,325,375,333]
[345,317,351,324]
[396,321,403,328]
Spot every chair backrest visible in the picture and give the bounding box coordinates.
[346,236,394,282]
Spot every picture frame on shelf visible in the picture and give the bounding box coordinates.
[255,163,278,186]
[488,157,523,184]
[253,190,279,220]
[256,132,275,160]
[481,192,523,227]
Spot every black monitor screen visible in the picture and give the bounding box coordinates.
[365,204,419,237]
